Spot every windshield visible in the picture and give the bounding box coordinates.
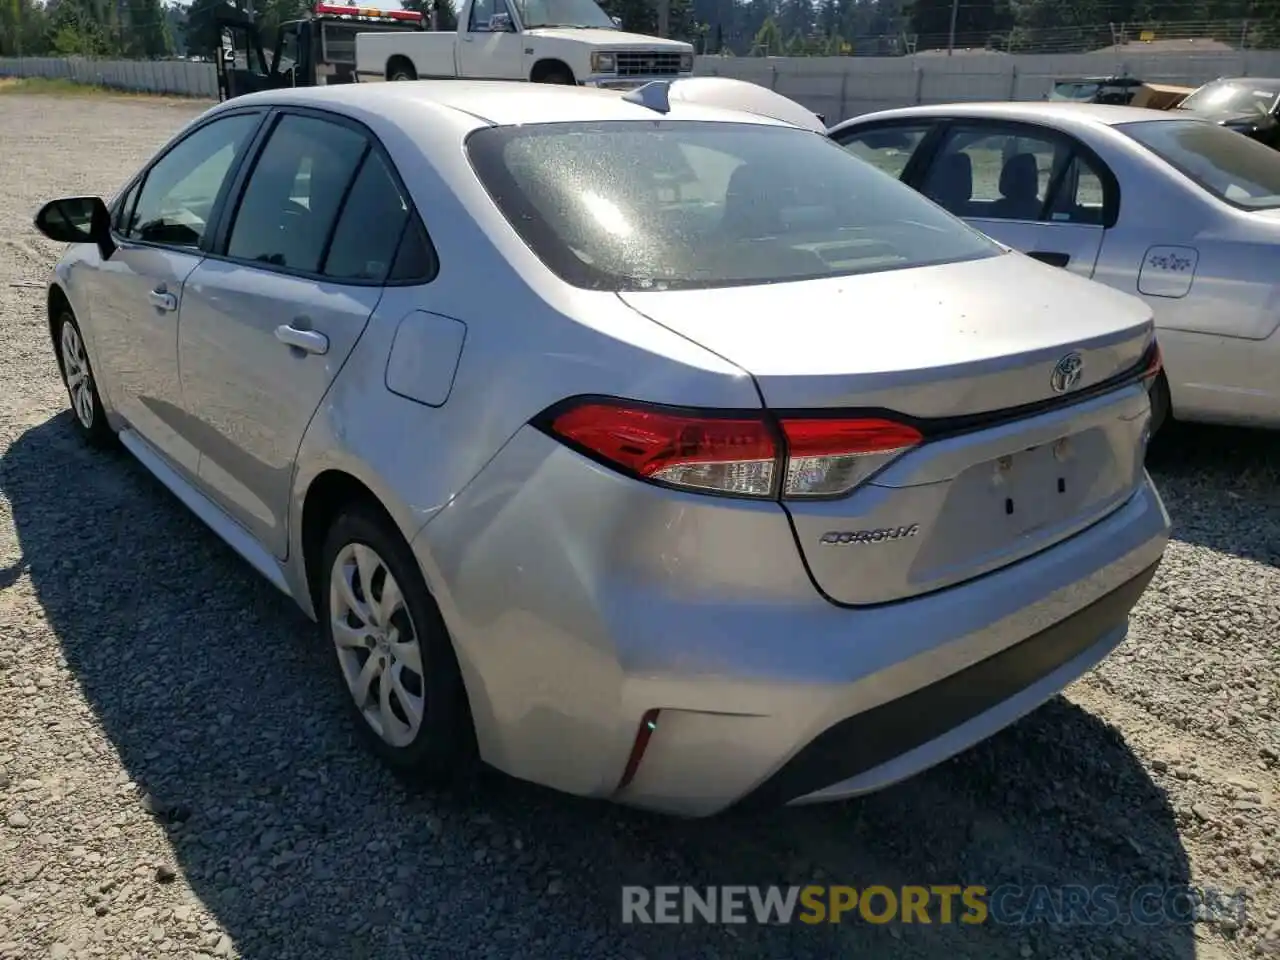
[1050,82,1101,102]
[1178,81,1280,117]
[466,121,1000,292]
[514,0,616,29]
[1120,118,1280,210]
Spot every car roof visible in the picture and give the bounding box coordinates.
[832,100,1207,132]
[212,80,800,130]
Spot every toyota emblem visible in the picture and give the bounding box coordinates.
[1050,352,1084,394]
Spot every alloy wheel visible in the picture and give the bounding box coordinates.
[60,321,95,429]
[329,542,426,748]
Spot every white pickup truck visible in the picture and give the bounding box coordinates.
[354,0,694,88]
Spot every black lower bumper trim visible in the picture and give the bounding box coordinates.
[733,559,1161,811]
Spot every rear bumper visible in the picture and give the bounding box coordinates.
[749,559,1158,809]
[411,426,1170,817]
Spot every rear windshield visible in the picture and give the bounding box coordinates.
[1119,118,1280,210]
[465,121,1000,292]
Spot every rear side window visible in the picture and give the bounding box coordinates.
[1120,118,1280,210]
[323,151,413,282]
[226,114,368,272]
[466,120,999,292]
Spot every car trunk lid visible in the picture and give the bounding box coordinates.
[619,253,1157,604]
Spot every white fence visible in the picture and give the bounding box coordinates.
[5,49,1280,121]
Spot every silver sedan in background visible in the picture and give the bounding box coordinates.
[828,102,1280,431]
[33,81,1168,817]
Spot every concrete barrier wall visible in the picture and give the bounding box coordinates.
[5,50,1280,120]
[0,56,220,98]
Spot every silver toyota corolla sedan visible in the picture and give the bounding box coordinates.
[32,81,1170,817]
[828,101,1280,431]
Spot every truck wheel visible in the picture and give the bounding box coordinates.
[534,66,575,85]
[387,58,417,81]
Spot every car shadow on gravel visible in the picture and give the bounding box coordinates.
[1147,421,1280,567]
[4,413,1201,960]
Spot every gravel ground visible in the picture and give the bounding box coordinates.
[0,92,1277,960]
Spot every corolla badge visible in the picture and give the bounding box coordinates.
[821,524,919,545]
[1049,352,1084,394]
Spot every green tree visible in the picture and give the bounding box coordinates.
[751,14,781,53]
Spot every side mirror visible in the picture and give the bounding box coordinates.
[488,12,513,31]
[33,196,116,261]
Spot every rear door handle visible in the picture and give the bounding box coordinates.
[1028,250,1071,268]
[148,288,178,311]
[274,323,329,356]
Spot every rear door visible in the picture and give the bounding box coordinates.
[837,119,1117,279]
[911,121,1113,279]
[175,108,423,558]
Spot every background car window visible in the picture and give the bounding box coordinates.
[125,113,260,248]
[921,125,1106,225]
[323,151,411,282]
[226,114,368,273]
[837,125,930,179]
[468,0,506,30]
[467,120,999,292]
[1120,119,1280,210]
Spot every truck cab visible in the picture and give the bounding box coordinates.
[354,0,694,88]
[216,2,425,101]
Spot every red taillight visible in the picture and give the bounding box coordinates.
[543,399,922,499]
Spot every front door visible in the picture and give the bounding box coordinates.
[457,0,525,79]
[87,111,264,477]
[177,111,417,557]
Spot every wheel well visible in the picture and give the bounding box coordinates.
[300,470,393,612]
[530,59,574,84]
[47,285,71,375]
[386,56,416,80]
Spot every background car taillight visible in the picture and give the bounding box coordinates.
[1140,340,1163,386]
[540,399,922,500]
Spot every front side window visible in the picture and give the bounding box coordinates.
[1120,118,1280,210]
[125,113,261,248]
[468,0,513,31]
[225,114,368,273]
[835,124,932,180]
[466,121,999,292]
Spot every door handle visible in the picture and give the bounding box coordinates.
[148,288,178,311]
[1028,250,1071,268]
[275,323,329,355]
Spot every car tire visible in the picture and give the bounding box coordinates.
[54,309,116,449]
[537,67,575,85]
[320,502,478,785]
[387,59,417,82]
[1149,370,1172,437]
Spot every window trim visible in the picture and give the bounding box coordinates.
[901,117,1122,229]
[205,104,439,287]
[108,107,270,255]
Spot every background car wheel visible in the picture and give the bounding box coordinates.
[54,310,115,449]
[387,58,417,81]
[1149,370,1172,437]
[320,503,477,785]
[536,67,575,85]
